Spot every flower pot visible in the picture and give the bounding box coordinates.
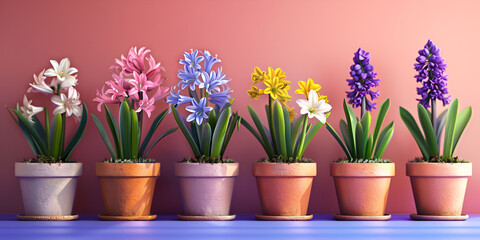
[96,162,160,220]
[253,162,316,219]
[15,162,82,218]
[407,162,472,217]
[175,162,239,220]
[331,163,394,219]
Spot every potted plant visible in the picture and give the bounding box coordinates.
[168,50,240,221]
[243,67,332,220]
[92,46,177,221]
[400,40,472,221]
[6,58,88,220]
[326,48,395,221]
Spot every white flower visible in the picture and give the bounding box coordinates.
[28,69,55,94]
[44,58,78,89]
[20,95,44,123]
[296,90,332,123]
[51,87,82,120]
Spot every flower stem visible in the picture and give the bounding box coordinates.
[60,113,66,160]
[296,115,309,159]
[431,98,436,132]
[361,96,366,118]
[268,96,277,154]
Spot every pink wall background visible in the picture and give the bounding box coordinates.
[1,0,480,214]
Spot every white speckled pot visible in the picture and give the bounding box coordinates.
[15,162,82,216]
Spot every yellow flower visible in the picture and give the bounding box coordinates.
[318,94,329,103]
[295,78,321,98]
[279,91,292,104]
[285,105,296,122]
[266,67,291,88]
[263,76,287,100]
[251,66,265,85]
[247,86,264,100]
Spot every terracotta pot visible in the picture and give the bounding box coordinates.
[175,162,239,216]
[15,162,82,216]
[407,162,472,216]
[96,162,160,217]
[253,162,316,216]
[331,163,395,216]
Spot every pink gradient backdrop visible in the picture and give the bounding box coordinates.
[1,0,479,214]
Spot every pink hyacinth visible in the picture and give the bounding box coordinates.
[95,46,169,118]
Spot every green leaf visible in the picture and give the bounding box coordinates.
[435,109,448,147]
[211,106,231,158]
[44,107,50,153]
[191,122,201,151]
[208,109,217,131]
[221,113,240,157]
[399,106,430,161]
[202,123,212,156]
[355,121,364,159]
[283,106,292,157]
[443,99,458,158]
[143,127,178,157]
[418,104,439,156]
[248,105,274,157]
[13,109,48,155]
[343,99,357,157]
[373,124,394,159]
[62,103,88,161]
[372,99,390,147]
[339,120,354,158]
[51,114,63,159]
[452,106,472,155]
[360,112,371,159]
[297,112,329,157]
[92,114,117,159]
[266,104,277,154]
[240,118,269,154]
[119,101,131,159]
[291,115,305,153]
[365,135,374,160]
[104,105,122,159]
[31,115,47,147]
[138,109,167,158]
[171,105,201,157]
[18,117,41,156]
[326,122,352,159]
[273,102,287,156]
[131,109,139,159]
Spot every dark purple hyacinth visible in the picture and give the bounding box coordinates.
[414,39,450,108]
[346,48,380,112]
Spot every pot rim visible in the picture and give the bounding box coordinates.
[15,162,82,177]
[406,162,472,177]
[175,162,239,177]
[252,162,317,177]
[96,162,160,177]
[330,162,395,177]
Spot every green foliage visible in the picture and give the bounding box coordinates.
[242,101,328,162]
[327,99,394,161]
[400,99,472,161]
[172,103,240,163]
[8,103,88,162]
[92,100,177,162]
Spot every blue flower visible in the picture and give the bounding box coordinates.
[345,48,380,111]
[199,68,229,94]
[209,86,231,107]
[203,50,221,73]
[186,97,213,125]
[177,66,201,91]
[414,39,450,108]
[179,50,204,71]
[166,88,192,106]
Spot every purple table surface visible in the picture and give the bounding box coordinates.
[2,214,480,240]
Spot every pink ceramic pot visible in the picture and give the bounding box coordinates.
[175,162,239,216]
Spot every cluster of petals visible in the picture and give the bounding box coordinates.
[94,47,169,117]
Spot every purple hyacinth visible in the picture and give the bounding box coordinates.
[346,48,380,112]
[414,39,450,108]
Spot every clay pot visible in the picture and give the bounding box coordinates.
[407,162,472,216]
[15,162,82,216]
[331,163,395,216]
[176,162,239,217]
[96,162,160,217]
[253,162,316,216]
